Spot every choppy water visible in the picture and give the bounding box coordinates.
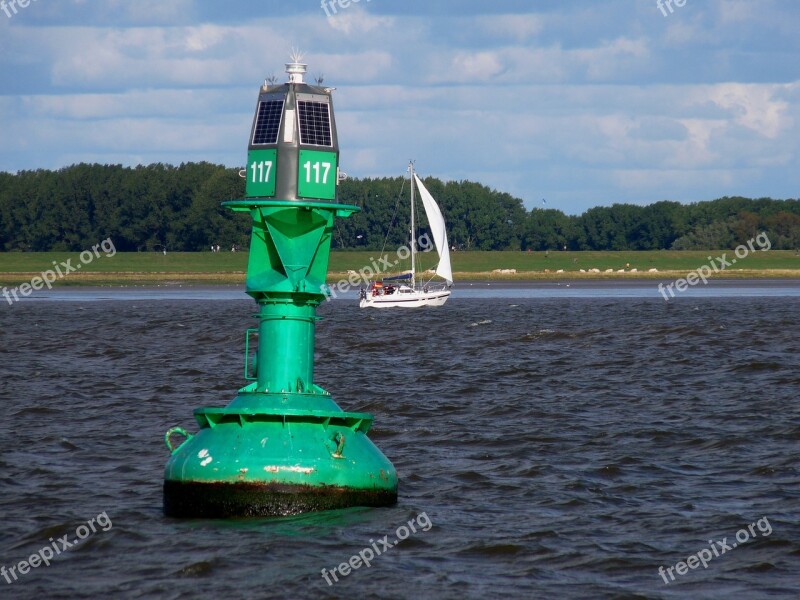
[1,292,799,599]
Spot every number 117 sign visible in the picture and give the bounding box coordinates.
[246,149,277,197]
[298,150,337,200]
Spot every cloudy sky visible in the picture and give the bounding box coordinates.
[0,0,798,213]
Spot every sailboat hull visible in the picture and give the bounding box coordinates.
[359,288,451,308]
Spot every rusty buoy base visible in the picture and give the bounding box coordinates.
[163,403,399,518]
[164,480,398,518]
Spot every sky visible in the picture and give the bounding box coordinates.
[0,0,798,214]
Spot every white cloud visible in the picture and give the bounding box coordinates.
[310,51,394,84]
[663,16,706,46]
[608,168,740,192]
[18,89,251,120]
[707,83,792,139]
[481,14,544,41]
[434,36,651,85]
[71,0,196,25]
[449,51,505,81]
[573,37,651,81]
[325,7,394,35]
[718,0,763,24]
[184,24,228,52]
[0,1,798,212]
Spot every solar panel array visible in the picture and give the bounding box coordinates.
[297,101,333,146]
[252,100,284,145]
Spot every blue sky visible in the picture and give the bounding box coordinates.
[0,0,798,214]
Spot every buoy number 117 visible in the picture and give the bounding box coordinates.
[303,160,331,185]
[250,160,273,183]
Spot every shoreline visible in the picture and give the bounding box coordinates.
[1,269,800,288]
[1,273,799,291]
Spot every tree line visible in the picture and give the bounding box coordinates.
[1,163,798,252]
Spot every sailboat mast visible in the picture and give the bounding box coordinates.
[409,161,416,289]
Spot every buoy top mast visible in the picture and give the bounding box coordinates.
[246,51,340,202]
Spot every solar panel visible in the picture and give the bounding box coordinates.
[297,100,332,146]
[252,100,284,145]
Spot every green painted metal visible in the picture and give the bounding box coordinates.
[297,150,338,200]
[163,61,398,518]
[244,328,258,381]
[245,149,278,197]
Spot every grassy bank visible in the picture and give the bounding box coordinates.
[0,250,799,286]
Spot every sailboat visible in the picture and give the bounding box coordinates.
[359,162,453,308]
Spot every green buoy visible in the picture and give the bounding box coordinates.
[163,54,398,518]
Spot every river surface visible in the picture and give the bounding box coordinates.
[1,286,798,599]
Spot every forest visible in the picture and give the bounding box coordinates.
[1,163,799,252]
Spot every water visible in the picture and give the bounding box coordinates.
[1,290,799,599]
[13,278,800,302]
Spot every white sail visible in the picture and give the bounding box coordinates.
[414,174,453,284]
